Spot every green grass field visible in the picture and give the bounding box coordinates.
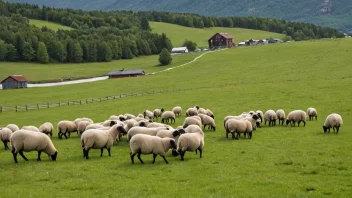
[0,53,200,82]
[150,22,285,47]
[29,19,74,31]
[0,39,351,197]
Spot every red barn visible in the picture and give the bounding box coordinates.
[208,33,235,49]
[1,75,28,89]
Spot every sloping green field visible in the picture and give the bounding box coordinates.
[150,22,285,47]
[0,39,351,197]
[29,19,74,31]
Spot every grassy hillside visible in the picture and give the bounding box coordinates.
[0,53,200,82]
[0,39,351,197]
[150,22,285,47]
[29,19,73,31]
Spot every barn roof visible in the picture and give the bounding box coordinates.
[1,75,28,83]
[108,69,145,76]
[219,33,233,39]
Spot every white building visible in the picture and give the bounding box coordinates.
[171,47,189,54]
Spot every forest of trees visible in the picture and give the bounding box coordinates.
[0,0,344,64]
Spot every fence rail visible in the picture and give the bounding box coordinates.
[0,87,198,113]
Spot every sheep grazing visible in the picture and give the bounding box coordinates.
[10,130,58,163]
[85,124,104,130]
[186,107,198,117]
[323,113,343,134]
[57,120,78,139]
[198,114,216,131]
[153,108,165,120]
[256,110,264,123]
[225,119,252,140]
[0,127,13,150]
[156,129,184,139]
[276,109,286,125]
[205,109,214,119]
[177,125,204,161]
[74,118,93,126]
[125,113,136,120]
[81,122,126,159]
[264,110,278,126]
[21,126,40,132]
[6,124,19,132]
[78,121,93,135]
[197,108,207,114]
[307,108,318,121]
[110,115,126,121]
[130,134,177,164]
[127,126,169,142]
[286,110,307,127]
[134,119,153,127]
[172,106,182,117]
[39,122,54,137]
[123,119,138,132]
[161,111,176,124]
[183,117,202,128]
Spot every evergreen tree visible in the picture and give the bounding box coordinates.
[140,17,151,30]
[22,41,35,61]
[0,39,8,61]
[37,42,49,63]
[72,41,83,63]
[160,33,172,52]
[5,44,17,61]
[159,48,172,65]
[53,41,66,62]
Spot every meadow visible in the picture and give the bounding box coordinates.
[0,39,351,197]
[150,22,286,47]
[29,19,74,31]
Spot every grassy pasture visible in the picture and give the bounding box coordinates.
[150,22,286,46]
[29,19,74,31]
[0,39,351,197]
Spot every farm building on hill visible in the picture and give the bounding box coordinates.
[108,69,145,79]
[171,47,189,54]
[1,75,28,89]
[208,33,235,49]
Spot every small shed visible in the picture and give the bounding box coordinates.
[208,33,235,49]
[108,69,145,79]
[172,47,189,53]
[1,75,28,89]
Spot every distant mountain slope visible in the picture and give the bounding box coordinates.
[5,0,352,33]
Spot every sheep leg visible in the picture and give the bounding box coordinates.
[107,148,111,156]
[12,148,18,163]
[198,148,202,158]
[179,151,185,161]
[37,151,42,161]
[63,132,68,139]
[85,148,90,159]
[248,132,252,139]
[137,152,144,164]
[226,132,229,139]
[303,121,306,127]
[58,131,62,139]
[50,132,52,139]
[203,125,206,130]
[19,150,29,161]
[161,156,169,164]
[68,132,71,138]
[130,152,136,164]
[232,132,235,140]
[152,154,157,164]
[82,149,85,158]
[336,126,340,134]
[100,148,104,157]
[3,141,9,150]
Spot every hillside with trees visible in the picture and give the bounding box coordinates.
[5,0,352,33]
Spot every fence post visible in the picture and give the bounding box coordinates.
[86,99,88,103]
[37,104,39,110]
[16,105,18,112]
[68,101,70,106]
[0,106,2,113]
[80,100,82,105]
[26,105,28,111]
[59,102,61,107]
[106,96,108,100]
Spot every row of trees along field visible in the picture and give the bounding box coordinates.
[0,1,344,64]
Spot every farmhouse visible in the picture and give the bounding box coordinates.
[108,69,145,79]
[172,47,189,53]
[1,75,28,89]
[208,33,235,49]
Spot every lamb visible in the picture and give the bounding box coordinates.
[264,110,278,126]
[153,108,165,120]
[225,119,253,140]
[323,113,343,134]
[10,130,58,163]
[286,110,307,127]
[39,122,54,137]
[172,106,182,117]
[129,134,177,164]
[198,114,216,131]
[6,124,19,132]
[161,111,176,124]
[127,126,169,141]
[186,107,198,117]
[0,127,13,150]
[81,123,127,159]
[21,126,40,132]
[177,126,204,161]
[57,120,78,139]
[307,108,318,121]
[183,117,202,128]
[276,109,286,125]
[78,121,93,135]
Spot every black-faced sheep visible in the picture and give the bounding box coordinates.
[286,110,307,127]
[307,108,318,121]
[323,113,343,134]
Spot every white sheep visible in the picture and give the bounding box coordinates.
[123,119,138,132]
[85,124,104,130]
[125,113,136,119]
[323,113,343,134]
[225,119,252,140]
[10,130,58,163]
[78,121,93,135]
[186,107,198,117]
[153,108,165,120]
[205,109,214,119]
[74,118,93,126]
[264,110,278,126]
[183,117,202,128]
[6,124,19,132]
[161,111,176,124]
[129,134,177,164]
[197,108,207,114]
[0,127,13,150]
[147,122,171,129]
[307,108,318,121]
[198,114,216,131]
[256,110,264,123]
[127,126,169,141]
[21,126,40,132]
[134,119,153,127]
[286,110,307,127]
[39,122,54,137]
[276,109,286,125]
[177,125,204,161]
[172,106,182,117]
[143,110,153,120]
[57,120,78,139]
[81,123,127,159]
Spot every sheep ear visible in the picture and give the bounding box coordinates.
[178,129,185,134]
[118,126,127,134]
[210,115,214,119]
[110,121,117,127]
[170,139,177,149]
[172,130,180,137]
[252,114,259,120]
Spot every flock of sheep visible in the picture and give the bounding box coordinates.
[0,105,343,164]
